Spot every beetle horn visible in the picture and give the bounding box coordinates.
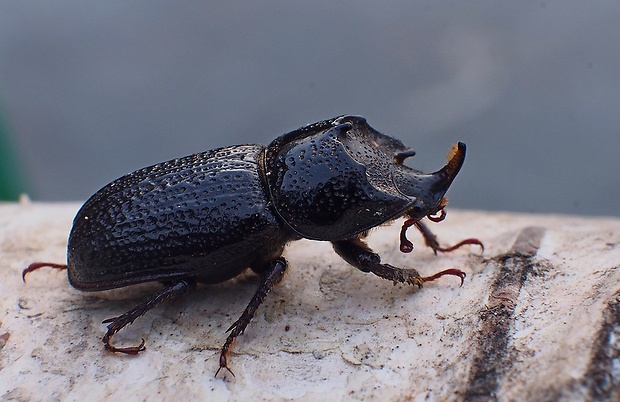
[431,142,466,191]
[392,141,467,220]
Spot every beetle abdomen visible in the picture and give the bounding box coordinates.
[67,145,280,290]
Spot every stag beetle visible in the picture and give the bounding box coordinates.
[23,115,482,377]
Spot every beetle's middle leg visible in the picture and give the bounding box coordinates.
[333,238,466,287]
[216,257,287,378]
[102,278,196,354]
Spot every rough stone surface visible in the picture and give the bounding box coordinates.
[1,202,619,401]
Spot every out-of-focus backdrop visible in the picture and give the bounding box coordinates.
[0,2,618,216]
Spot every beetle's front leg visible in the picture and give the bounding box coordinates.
[399,217,484,255]
[414,220,484,255]
[333,238,466,287]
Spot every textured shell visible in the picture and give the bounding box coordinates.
[67,145,281,290]
[264,116,417,240]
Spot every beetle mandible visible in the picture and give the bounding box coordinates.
[23,115,483,377]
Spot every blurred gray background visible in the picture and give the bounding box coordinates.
[0,1,618,216]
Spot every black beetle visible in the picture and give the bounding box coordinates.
[23,115,482,377]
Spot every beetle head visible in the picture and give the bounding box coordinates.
[265,115,467,240]
[332,116,466,220]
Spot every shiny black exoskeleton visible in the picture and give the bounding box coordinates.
[23,115,482,377]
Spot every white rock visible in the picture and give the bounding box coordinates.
[0,203,618,401]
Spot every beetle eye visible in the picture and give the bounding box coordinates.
[393,150,416,165]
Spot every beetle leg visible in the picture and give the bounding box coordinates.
[333,238,466,287]
[101,278,196,354]
[414,220,484,255]
[22,262,68,282]
[216,257,287,378]
[399,218,417,253]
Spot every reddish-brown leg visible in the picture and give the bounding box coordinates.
[399,207,483,256]
[414,220,484,255]
[399,209,447,253]
[399,218,417,253]
[22,262,68,282]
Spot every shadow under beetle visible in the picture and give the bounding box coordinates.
[23,115,483,377]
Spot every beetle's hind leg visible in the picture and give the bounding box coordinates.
[102,278,196,354]
[333,238,466,287]
[216,257,287,378]
[22,262,68,282]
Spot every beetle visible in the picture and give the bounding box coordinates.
[23,115,482,377]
